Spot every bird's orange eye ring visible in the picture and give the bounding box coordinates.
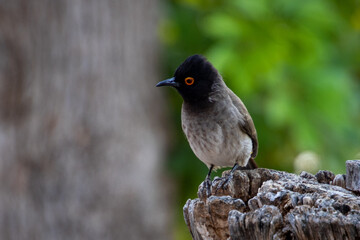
[185,77,195,86]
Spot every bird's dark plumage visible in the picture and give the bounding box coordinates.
[157,54,258,184]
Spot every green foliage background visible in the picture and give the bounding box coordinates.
[159,0,360,239]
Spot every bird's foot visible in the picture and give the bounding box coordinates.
[215,163,239,194]
[198,176,212,200]
[204,176,212,196]
[215,172,233,194]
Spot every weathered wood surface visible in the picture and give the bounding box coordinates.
[347,160,360,192]
[184,161,360,240]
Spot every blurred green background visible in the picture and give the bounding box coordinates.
[159,0,360,239]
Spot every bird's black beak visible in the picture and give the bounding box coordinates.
[156,77,179,88]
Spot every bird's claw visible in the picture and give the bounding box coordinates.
[215,173,233,194]
[198,176,212,200]
[204,176,212,197]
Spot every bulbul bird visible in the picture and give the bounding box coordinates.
[156,55,258,194]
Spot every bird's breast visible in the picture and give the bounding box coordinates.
[181,103,252,168]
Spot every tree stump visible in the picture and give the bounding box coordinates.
[183,160,360,240]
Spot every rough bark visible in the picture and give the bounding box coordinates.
[184,161,360,240]
[0,1,171,240]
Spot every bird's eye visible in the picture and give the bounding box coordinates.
[184,77,195,86]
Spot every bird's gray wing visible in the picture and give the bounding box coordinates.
[227,89,258,164]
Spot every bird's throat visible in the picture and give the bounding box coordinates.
[182,97,213,113]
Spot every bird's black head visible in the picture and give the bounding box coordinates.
[156,55,221,104]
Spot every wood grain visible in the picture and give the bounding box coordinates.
[184,161,360,240]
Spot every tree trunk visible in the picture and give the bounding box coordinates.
[0,1,171,239]
[184,161,360,240]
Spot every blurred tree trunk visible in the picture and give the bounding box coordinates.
[0,1,172,240]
